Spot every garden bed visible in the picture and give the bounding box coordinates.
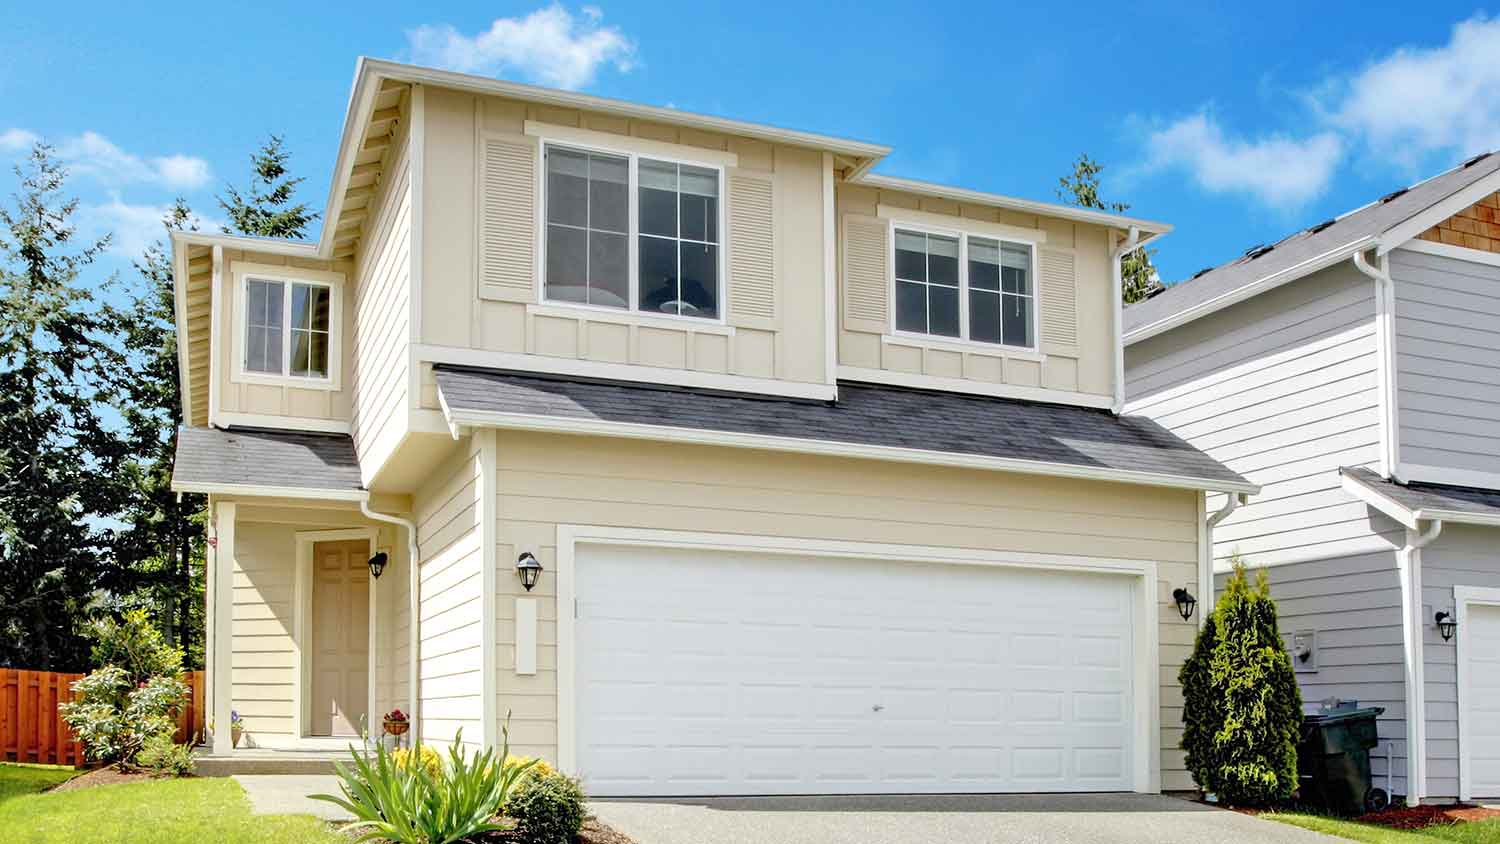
[1354,804,1500,830]
[49,766,157,793]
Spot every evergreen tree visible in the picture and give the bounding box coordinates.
[0,145,127,670]
[218,134,317,239]
[1179,559,1304,806]
[1057,153,1162,303]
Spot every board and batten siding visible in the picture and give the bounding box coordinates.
[1390,247,1500,483]
[1419,523,1500,802]
[350,118,413,470]
[489,432,1205,789]
[414,438,487,747]
[1126,261,1396,568]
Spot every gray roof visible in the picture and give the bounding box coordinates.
[173,426,364,494]
[434,366,1255,492]
[1126,151,1500,339]
[1342,466,1500,525]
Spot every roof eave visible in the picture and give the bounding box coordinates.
[849,173,1174,235]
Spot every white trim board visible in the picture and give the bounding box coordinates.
[171,481,369,502]
[839,365,1110,409]
[1343,470,1500,529]
[293,528,379,743]
[553,524,1162,795]
[212,411,352,435]
[1398,238,1500,268]
[1379,168,1500,255]
[1455,585,1500,802]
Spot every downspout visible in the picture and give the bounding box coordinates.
[362,499,421,744]
[1111,226,1143,414]
[1200,492,1248,625]
[1352,247,1401,480]
[1397,518,1443,805]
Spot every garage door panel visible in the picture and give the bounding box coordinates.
[1465,603,1500,798]
[575,544,1138,796]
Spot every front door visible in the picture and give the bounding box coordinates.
[310,539,370,737]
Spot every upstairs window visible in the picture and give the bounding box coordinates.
[242,276,333,380]
[892,225,1036,351]
[542,142,723,321]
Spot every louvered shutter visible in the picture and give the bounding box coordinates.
[727,172,776,328]
[1039,248,1078,351]
[841,215,888,334]
[478,136,537,302]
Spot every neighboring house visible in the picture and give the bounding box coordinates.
[169,57,1253,797]
[1125,152,1500,805]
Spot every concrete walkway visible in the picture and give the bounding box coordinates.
[233,774,351,821]
[590,794,1345,844]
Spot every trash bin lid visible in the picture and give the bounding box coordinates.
[1302,706,1385,725]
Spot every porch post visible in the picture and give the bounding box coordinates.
[212,501,236,755]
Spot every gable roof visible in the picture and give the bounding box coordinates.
[433,366,1256,494]
[171,426,366,500]
[1125,151,1500,344]
[1340,466,1500,529]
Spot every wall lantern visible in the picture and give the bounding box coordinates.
[1172,588,1198,622]
[1436,611,1457,642]
[367,552,388,580]
[516,552,543,592]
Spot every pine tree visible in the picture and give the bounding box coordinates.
[0,144,128,670]
[218,134,317,239]
[1179,559,1304,806]
[1057,153,1162,303]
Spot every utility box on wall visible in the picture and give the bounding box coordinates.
[1291,629,1318,673]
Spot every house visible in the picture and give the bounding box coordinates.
[1124,152,1500,805]
[169,57,1254,797]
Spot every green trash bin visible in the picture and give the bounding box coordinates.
[1298,703,1389,815]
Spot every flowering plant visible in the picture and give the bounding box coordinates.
[383,709,408,723]
[230,710,243,726]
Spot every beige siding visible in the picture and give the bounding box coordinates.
[230,521,300,737]
[835,183,1115,402]
[490,432,1203,789]
[415,438,487,747]
[416,87,831,393]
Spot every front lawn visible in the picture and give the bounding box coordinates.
[0,773,341,844]
[0,762,75,803]
[1269,813,1500,843]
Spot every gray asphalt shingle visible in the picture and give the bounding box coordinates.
[434,365,1253,491]
[1342,466,1500,522]
[173,426,364,493]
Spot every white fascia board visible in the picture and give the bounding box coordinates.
[443,405,1260,495]
[1340,471,1420,530]
[1412,508,1500,528]
[851,173,1174,235]
[1124,235,1379,345]
[172,245,193,422]
[315,57,384,257]
[171,230,320,258]
[1378,167,1500,255]
[170,480,369,502]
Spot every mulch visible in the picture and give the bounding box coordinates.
[49,766,159,793]
[466,818,635,844]
[1354,803,1500,830]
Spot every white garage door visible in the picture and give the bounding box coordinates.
[1464,603,1500,799]
[573,544,1139,796]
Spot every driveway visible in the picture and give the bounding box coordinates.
[589,793,1343,844]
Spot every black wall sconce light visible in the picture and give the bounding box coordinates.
[1172,588,1198,621]
[367,551,388,580]
[516,552,543,592]
[1436,611,1457,642]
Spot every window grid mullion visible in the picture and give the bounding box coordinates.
[281,282,293,377]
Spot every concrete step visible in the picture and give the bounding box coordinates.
[196,756,344,776]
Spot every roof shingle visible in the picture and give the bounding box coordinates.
[173,426,364,494]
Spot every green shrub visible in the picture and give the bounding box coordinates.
[86,608,184,683]
[58,666,188,764]
[1180,560,1303,806]
[505,769,586,844]
[310,726,535,844]
[135,733,197,776]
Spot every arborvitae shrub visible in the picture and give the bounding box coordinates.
[1179,560,1303,806]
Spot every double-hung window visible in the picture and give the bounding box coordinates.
[242,276,334,380]
[542,142,722,320]
[893,225,1035,350]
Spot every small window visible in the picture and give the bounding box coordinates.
[243,277,333,380]
[638,159,720,318]
[968,237,1033,348]
[894,229,960,337]
[544,147,629,309]
[894,225,1036,350]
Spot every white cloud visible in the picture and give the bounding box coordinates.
[0,129,211,190]
[1140,111,1345,210]
[1330,14,1500,166]
[406,4,637,90]
[79,194,220,258]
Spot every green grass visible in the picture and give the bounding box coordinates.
[0,763,76,803]
[0,773,342,844]
[1268,813,1500,843]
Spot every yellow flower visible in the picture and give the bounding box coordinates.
[391,745,443,779]
[505,755,555,779]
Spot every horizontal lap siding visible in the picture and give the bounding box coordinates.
[492,432,1202,789]
[1127,262,1396,568]
[230,523,300,736]
[1419,524,1500,802]
[416,440,485,748]
[1390,248,1500,479]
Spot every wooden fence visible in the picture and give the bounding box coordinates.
[0,668,206,767]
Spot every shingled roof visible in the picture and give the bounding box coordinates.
[172,426,365,497]
[1341,466,1500,528]
[434,366,1256,494]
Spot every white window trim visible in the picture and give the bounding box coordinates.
[535,137,729,327]
[886,218,1043,355]
[231,263,344,391]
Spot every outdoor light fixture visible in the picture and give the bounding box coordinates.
[1436,611,1457,642]
[1172,587,1198,621]
[367,552,388,580]
[516,552,543,592]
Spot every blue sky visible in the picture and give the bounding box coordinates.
[3,1,1497,284]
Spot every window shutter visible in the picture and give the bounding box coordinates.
[841,214,888,334]
[478,136,537,302]
[727,172,776,327]
[1039,248,1077,350]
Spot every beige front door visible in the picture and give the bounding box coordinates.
[310,539,370,737]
